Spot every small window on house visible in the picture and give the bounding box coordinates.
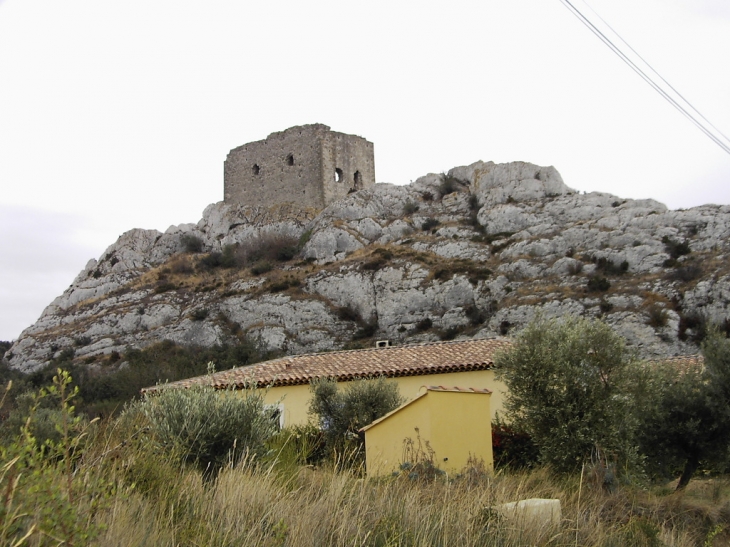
[286,154,294,166]
[335,168,343,183]
[252,164,260,175]
[354,170,363,189]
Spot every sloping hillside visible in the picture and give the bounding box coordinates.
[6,160,730,373]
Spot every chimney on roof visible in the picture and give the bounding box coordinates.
[375,340,391,348]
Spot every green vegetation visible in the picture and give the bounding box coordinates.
[198,233,300,272]
[421,217,440,232]
[402,200,419,215]
[308,376,403,458]
[438,172,466,196]
[130,381,277,478]
[662,235,692,260]
[180,233,204,253]
[3,331,730,545]
[592,255,629,275]
[431,259,491,285]
[0,339,272,422]
[638,331,730,489]
[496,316,640,474]
[587,275,611,292]
[1,368,729,545]
[0,340,10,360]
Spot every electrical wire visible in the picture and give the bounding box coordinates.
[559,0,730,155]
[578,0,730,146]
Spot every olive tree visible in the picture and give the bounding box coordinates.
[638,330,730,489]
[133,384,278,477]
[309,376,403,454]
[495,316,639,473]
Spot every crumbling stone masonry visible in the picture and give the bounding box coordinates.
[224,124,375,211]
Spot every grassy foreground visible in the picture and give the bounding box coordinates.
[4,422,730,547]
[1,372,729,546]
[95,462,730,547]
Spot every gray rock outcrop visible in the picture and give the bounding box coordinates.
[5,160,729,373]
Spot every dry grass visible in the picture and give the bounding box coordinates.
[91,461,730,547]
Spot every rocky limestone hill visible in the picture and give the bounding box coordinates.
[6,160,730,374]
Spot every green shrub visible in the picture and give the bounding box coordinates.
[337,305,362,323]
[421,218,440,232]
[662,236,691,259]
[587,276,611,292]
[199,251,225,269]
[0,340,10,360]
[308,377,403,457]
[592,256,628,275]
[251,260,273,275]
[74,336,91,347]
[189,308,209,321]
[0,370,107,546]
[678,310,708,343]
[646,305,668,328]
[265,424,327,471]
[198,233,301,271]
[637,331,730,489]
[491,417,539,470]
[496,316,639,473]
[353,319,378,340]
[415,318,432,332]
[155,281,177,294]
[465,305,487,326]
[438,326,462,341]
[180,234,204,253]
[134,384,278,477]
[668,264,702,282]
[438,173,465,196]
[403,200,419,215]
[268,278,300,292]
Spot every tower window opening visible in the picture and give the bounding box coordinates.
[335,168,343,183]
[286,154,294,166]
[354,170,362,189]
[252,164,260,175]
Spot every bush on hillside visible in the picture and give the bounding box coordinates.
[198,233,301,271]
[309,376,403,457]
[496,316,640,473]
[180,234,204,253]
[132,383,278,477]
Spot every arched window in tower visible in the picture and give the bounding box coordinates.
[286,154,294,166]
[252,164,260,175]
[353,171,362,190]
[335,168,343,183]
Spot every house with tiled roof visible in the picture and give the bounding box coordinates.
[142,338,512,428]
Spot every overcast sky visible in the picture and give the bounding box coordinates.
[1,0,729,341]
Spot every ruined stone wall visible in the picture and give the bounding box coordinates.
[224,124,375,211]
[321,130,376,206]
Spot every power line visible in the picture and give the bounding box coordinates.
[559,0,730,156]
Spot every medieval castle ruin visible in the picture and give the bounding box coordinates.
[224,124,375,211]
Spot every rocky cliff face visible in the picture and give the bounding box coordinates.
[6,160,730,373]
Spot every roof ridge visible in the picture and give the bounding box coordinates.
[264,337,510,362]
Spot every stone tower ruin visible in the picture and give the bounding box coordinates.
[224,124,375,211]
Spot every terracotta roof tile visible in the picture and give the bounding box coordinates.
[142,338,512,393]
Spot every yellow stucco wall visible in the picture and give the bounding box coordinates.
[363,389,493,477]
[259,369,507,429]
